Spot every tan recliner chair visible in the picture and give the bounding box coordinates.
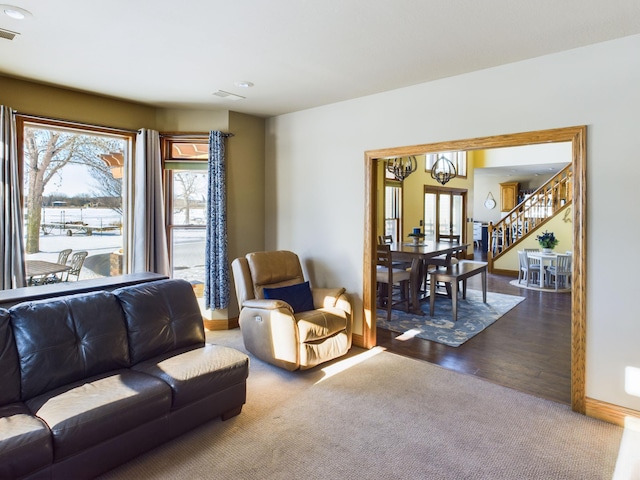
[231,250,352,371]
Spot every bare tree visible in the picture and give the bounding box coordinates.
[174,172,205,224]
[23,127,124,253]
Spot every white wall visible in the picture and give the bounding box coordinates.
[266,34,640,411]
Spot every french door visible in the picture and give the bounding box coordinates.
[424,187,467,244]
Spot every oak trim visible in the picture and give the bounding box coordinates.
[585,397,640,427]
[363,126,587,414]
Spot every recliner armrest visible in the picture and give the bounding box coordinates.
[312,287,347,309]
[242,298,294,314]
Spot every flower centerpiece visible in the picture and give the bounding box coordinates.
[536,230,559,253]
[408,227,425,245]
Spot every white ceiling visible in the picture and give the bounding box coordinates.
[1,1,640,118]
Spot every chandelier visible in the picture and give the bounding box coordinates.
[431,155,457,185]
[386,156,417,181]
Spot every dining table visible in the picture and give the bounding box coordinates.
[26,260,72,285]
[389,241,469,314]
[527,251,559,289]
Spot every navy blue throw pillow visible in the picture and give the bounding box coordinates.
[263,281,314,313]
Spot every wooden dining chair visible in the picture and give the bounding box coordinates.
[376,244,412,321]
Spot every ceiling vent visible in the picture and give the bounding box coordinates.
[0,28,18,40]
[212,90,245,101]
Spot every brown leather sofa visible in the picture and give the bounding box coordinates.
[232,250,352,371]
[0,278,249,479]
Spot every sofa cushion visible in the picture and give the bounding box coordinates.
[0,309,21,405]
[26,369,171,461]
[263,281,315,313]
[10,291,130,400]
[295,307,349,343]
[114,279,205,365]
[133,344,249,410]
[0,403,53,479]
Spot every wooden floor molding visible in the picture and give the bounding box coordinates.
[585,397,640,427]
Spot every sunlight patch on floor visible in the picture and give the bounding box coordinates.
[394,329,422,341]
[316,346,386,384]
[612,416,640,479]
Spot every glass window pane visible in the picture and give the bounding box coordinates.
[23,124,127,284]
[172,171,207,225]
[170,142,209,159]
[171,228,206,295]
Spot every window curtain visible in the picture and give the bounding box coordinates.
[0,105,26,289]
[205,131,230,309]
[130,129,170,276]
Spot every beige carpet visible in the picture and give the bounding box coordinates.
[100,329,624,480]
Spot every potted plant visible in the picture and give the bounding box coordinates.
[408,228,425,245]
[536,230,559,253]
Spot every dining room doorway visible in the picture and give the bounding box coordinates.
[361,125,586,414]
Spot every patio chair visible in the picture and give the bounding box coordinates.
[44,248,73,283]
[64,251,88,282]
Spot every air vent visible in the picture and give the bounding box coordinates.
[212,90,245,101]
[0,28,18,41]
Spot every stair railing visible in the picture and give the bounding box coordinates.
[488,164,572,268]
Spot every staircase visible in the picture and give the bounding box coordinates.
[488,164,572,270]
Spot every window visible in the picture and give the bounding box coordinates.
[384,182,402,242]
[425,151,467,178]
[423,187,467,244]
[18,117,131,283]
[162,135,208,296]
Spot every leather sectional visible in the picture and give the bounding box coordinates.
[0,278,249,479]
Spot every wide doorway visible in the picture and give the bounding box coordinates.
[361,126,586,413]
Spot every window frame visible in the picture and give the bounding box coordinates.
[160,134,209,279]
[16,114,134,277]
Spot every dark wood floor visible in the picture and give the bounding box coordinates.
[376,248,572,405]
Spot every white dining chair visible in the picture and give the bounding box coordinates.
[518,250,542,287]
[547,254,571,290]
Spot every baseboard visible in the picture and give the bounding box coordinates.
[352,333,365,348]
[585,397,640,427]
[203,316,239,331]
[491,268,518,277]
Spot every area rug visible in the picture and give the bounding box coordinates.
[376,289,525,347]
[509,278,571,293]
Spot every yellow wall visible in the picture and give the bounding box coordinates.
[0,75,156,130]
[493,207,574,271]
[401,154,475,255]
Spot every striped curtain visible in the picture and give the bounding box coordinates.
[204,131,230,309]
[0,105,26,289]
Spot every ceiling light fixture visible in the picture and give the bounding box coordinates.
[386,156,417,182]
[430,155,457,185]
[235,81,254,88]
[1,5,32,20]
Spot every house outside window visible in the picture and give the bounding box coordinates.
[17,116,131,284]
